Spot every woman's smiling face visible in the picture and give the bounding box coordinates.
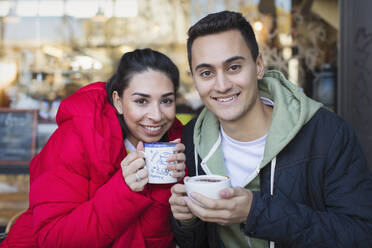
[113,69,176,146]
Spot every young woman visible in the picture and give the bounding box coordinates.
[2,48,185,247]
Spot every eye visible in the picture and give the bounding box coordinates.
[200,70,213,78]
[228,64,241,72]
[161,98,174,105]
[135,98,147,104]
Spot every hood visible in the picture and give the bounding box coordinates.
[56,82,116,126]
[55,82,125,183]
[193,70,322,175]
[56,81,124,162]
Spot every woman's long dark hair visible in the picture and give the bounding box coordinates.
[106,48,180,139]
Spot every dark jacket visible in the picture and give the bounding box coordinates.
[172,70,372,248]
[173,108,372,247]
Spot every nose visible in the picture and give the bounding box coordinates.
[214,72,232,93]
[147,103,162,122]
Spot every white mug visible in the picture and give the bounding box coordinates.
[144,142,177,184]
[184,175,231,200]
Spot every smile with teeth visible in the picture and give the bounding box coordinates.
[143,125,163,131]
[214,94,239,102]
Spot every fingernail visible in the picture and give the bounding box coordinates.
[220,190,228,198]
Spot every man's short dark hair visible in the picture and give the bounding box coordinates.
[187,10,259,72]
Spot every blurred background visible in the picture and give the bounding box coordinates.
[0,0,371,232]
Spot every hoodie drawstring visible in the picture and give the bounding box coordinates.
[194,147,199,176]
[270,157,276,195]
[270,157,277,248]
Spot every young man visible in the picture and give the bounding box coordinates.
[169,10,372,248]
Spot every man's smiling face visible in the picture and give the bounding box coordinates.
[191,29,264,124]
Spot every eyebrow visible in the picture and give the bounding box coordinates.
[194,56,245,72]
[161,92,175,97]
[132,92,175,97]
[224,56,245,65]
[194,63,212,72]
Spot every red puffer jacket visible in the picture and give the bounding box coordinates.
[1,82,183,248]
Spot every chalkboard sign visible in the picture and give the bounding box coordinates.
[0,109,37,166]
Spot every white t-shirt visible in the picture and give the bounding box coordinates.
[220,97,274,187]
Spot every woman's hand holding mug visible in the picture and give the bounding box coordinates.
[121,141,148,192]
[121,139,186,191]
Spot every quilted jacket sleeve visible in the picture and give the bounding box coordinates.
[29,120,152,248]
[243,119,372,248]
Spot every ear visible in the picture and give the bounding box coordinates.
[256,54,265,80]
[112,91,123,114]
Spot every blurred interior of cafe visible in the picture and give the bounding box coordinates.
[0,0,341,231]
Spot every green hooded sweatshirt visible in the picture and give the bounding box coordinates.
[192,70,322,248]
